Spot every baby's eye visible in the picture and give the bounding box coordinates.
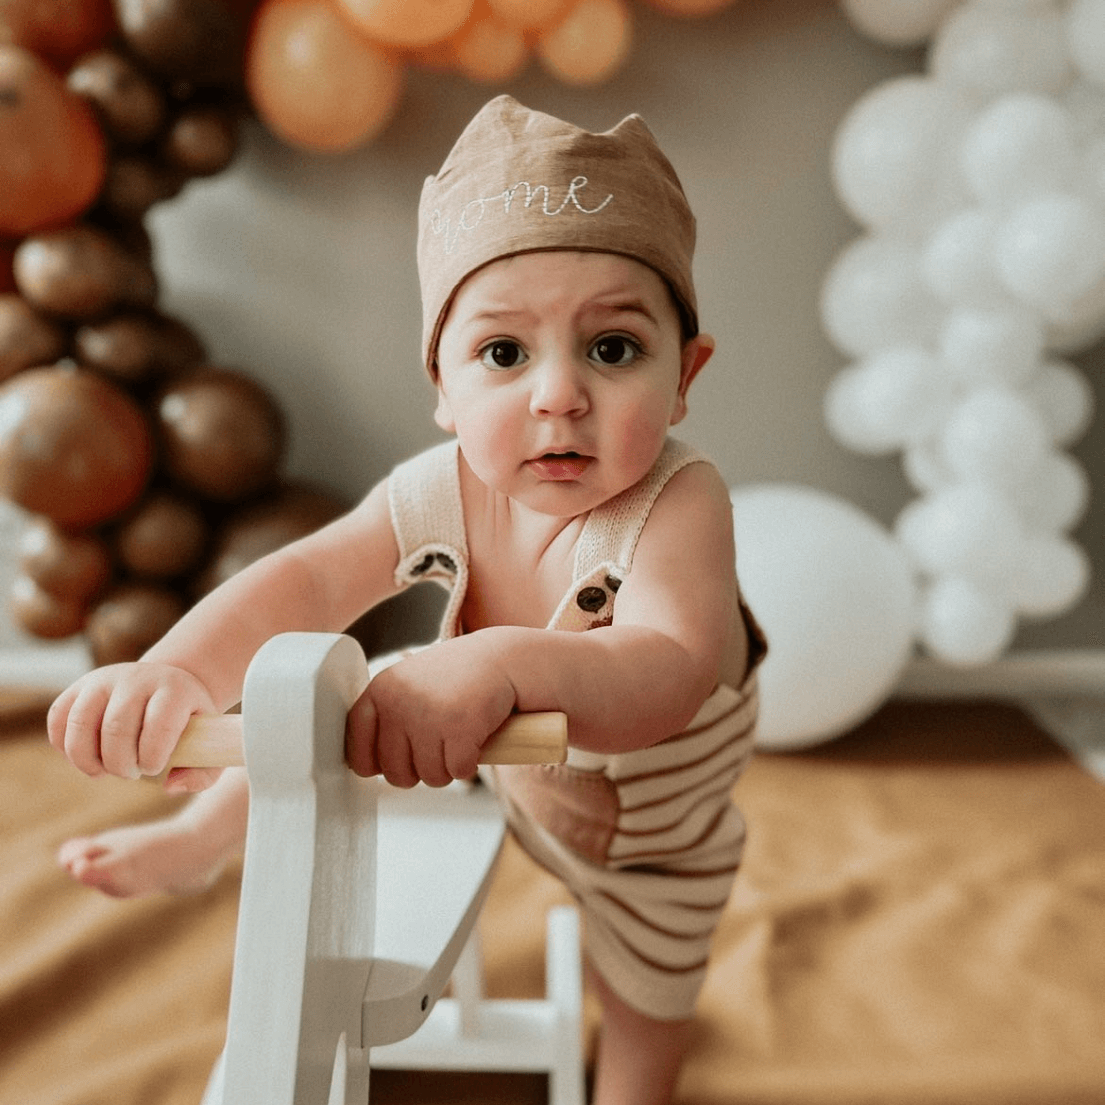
[480,340,526,370]
[589,335,641,367]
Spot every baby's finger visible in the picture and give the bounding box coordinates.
[98,693,149,779]
[377,721,419,789]
[46,685,79,753]
[165,767,224,793]
[345,693,380,778]
[411,734,453,789]
[137,689,202,776]
[59,687,112,776]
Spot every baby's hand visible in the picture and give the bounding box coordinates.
[48,662,218,784]
[345,638,516,788]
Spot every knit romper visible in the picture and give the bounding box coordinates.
[386,436,765,1020]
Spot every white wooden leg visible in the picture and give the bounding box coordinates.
[547,907,586,1105]
[371,902,585,1105]
[209,632,375,1105]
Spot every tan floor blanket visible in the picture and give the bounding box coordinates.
[1,693,1103,1105]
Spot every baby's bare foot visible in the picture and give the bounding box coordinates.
[57,817,234,898]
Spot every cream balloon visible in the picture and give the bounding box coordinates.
[730,484,916,750]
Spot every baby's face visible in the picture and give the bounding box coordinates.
[434,251,713,517]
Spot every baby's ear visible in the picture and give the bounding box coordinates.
[671,333,715,424]
[433,387,456,433]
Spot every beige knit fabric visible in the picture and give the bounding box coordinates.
[417,94,698,374]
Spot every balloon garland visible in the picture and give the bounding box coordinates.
[0,0,1097,680]
[825,0,1101,665]
[0,0,744,665]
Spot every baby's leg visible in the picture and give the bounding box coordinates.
[57,768,249,898]
[586,960,691,1105]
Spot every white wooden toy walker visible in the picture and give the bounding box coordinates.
[167,632,585,1105]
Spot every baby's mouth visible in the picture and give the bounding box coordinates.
[528,451,592,480]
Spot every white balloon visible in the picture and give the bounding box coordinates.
[930,4,1071,97]
[824,347,958,454]
[1059,80,1105,144]
[920,575,1018,665]
[841,0,958,46]
[959,93,1078,206]
[730,484,917,750]
[1013,532,1092,617]
[1012,450,1091,532]
[1022,358,1096,445]
[939,385,1050,486]
[1066,0,1105,87]
[903,436,957,493]
[1088,136,1105,203]
[937,305,1044,386]
[821,236,942,357]
[832,76,970,230]
[896,482,1025,585]
[921,208,1009,307]
[1043,271,1105,350]
[996,192,1105,311]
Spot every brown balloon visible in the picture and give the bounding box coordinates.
[66,48,168,148]
[84,582,187,665]
[196,481,347,593]
[13,224,158,321]
[114,0,251,86]
[0,294,69,382]
[99,155,185,221]
[0,364,154,528]
[19,517,112,600]
[74,309,206,384]
[157,366,286,502]
[9,573,88,638]
[115,489,209,578]
[162,103,240,177]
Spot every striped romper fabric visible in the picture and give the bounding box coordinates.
[387,437,765,1020]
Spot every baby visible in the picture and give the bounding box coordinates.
[50,95,765,1105]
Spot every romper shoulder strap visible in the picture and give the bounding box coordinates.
[574,437,707,581]
[387,438,469,638]
[546,437,709,632]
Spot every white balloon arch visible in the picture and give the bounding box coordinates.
[824,0,1100,667]
[735,0,1102,749]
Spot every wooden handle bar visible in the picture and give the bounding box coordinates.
[167,710,568,770]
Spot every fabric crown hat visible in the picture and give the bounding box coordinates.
[417,94,698,375]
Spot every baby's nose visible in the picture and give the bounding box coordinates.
[530,359,589,417]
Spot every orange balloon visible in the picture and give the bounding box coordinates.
[453,13,528,82]
[0,46,107,237]
[486,0,569,30]
[641,0,735,14]
[536,0,631,85]
[246,0,404,153]
[335,0,473,48]
[406,35,459,73]
[0,0,116,70]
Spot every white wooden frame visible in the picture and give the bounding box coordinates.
[198,632,584,1105]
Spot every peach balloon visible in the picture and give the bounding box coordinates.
[335,0,473,48]
[536,0,632,85]
[246,0,403,154]
[453,14,528,82]
[486,0,570,30]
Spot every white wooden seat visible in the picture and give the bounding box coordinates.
[196,632,584,1105]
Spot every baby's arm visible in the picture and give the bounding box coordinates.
[48,479,403,780]
[348,463,744,785]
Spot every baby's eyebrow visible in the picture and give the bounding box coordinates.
[589,298,660,326]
